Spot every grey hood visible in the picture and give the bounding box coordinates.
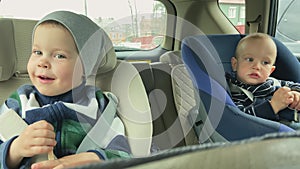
[33,10,115,78]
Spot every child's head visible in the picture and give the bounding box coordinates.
[231,33,277,85]
[27,11,112,96]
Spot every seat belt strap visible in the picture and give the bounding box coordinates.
[249,22,259,34]
[238,77,282,102]
[76,92,118,155]
[239,87,254,102]
[247,15,262,34]
[269,77,281,86]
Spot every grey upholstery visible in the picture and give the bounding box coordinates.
[160,51,199,145]
[0,18,36,104]
[161,51,228,144]
[132,50,202,149]
[132,61,186,150]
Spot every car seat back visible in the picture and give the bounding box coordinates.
[158,51,199,146]
[0,18,36,104]
[132,57,187,150]
[95,60,152,156]
[160,51,228,144]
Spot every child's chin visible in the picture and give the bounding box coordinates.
[247,80,264,85]
[37,88,64,96]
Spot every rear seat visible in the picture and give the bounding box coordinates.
[0,18,37,104]
[0,18,153,157]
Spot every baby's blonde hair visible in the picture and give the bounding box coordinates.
[235,33,277,62]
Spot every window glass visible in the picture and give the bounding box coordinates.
[275,0,300,57]
[240,7,245,19]
[219,0,245,34]
[0,0,167,51]
[228,7,237,18]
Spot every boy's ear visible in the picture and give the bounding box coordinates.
[231,57,237,71]
[270,65,276,74]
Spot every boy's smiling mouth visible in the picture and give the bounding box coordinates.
[37,75,55,83]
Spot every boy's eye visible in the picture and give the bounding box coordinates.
[262,61,270,65]
[55,54,66,59]
[245,58,253,62]
[33,50,42,55]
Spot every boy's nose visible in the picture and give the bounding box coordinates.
[252,62,260,70]
[38,59,50,69]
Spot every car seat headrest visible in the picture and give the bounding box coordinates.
[160,50,183,65]
[97,47,117,75]
[271,38,300,82]
[0,19,16,81]
[0,18,36,81]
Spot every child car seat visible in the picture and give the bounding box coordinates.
[181,34,300,142]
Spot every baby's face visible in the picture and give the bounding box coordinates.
[27,23,84,96]
[231,38,276,85]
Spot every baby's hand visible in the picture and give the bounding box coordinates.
[11,120,56,159]
[288,91,300,110]
[270,86,294,114]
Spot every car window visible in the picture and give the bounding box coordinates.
[275,0,300,57]
[0,0,166,51]
[218,0,245,34]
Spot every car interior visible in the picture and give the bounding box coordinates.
[1,0,300,168]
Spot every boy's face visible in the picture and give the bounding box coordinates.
[27,24,84,96]
[231,38,276,85]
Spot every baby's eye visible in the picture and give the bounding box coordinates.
[33,50,42,55]
[262,61,270,65]
[55,54,66,59]
[245,58,254,62]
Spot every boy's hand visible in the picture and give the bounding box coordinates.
[270,86,294,114]
[8,120,56,167]
[31,152,102,169]
[288,91,300,110]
